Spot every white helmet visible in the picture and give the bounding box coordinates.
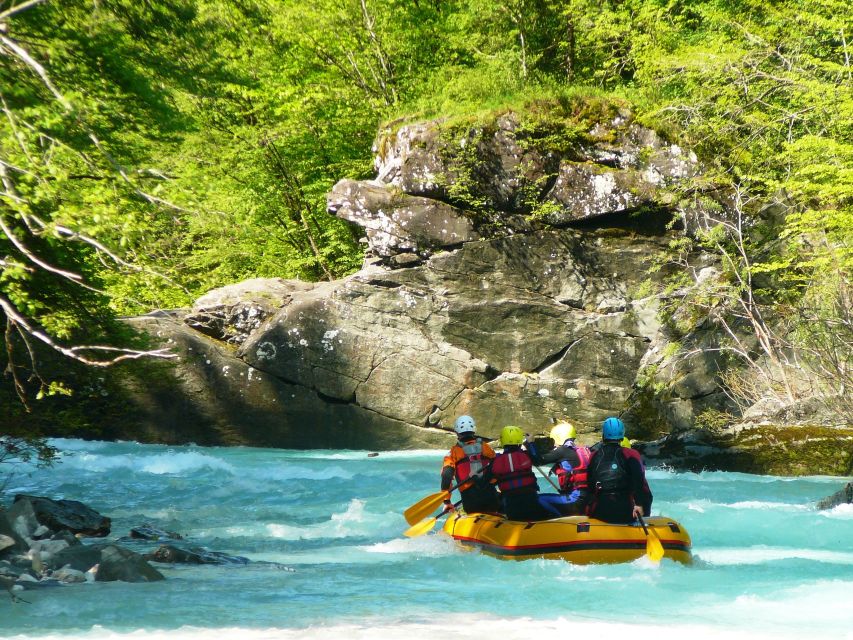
[453,415,476,435]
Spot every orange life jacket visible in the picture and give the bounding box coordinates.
[444,438,495,492]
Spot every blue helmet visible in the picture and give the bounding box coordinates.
[454,415,476,435]
[602,417,625,440]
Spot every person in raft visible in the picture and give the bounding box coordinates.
[440,415,501,515]
[525,421,591,516]
[620,435,653,513]
[585,417,653,524]
[487,425,554,521]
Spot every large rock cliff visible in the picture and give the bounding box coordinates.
[118,102,852,474]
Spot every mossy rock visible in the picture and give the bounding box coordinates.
[642,423,853,476]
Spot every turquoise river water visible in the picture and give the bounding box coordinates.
[2,438,852,639]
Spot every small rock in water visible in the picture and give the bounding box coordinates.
[144,544,249,565]
[0,534,15,553]
[51,565,86,584]
[129,524,184,541]
[816,482,853,510]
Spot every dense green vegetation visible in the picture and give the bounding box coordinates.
[1,0,850,454]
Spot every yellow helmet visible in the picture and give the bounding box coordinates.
[550,421,576,445]
[620,437,631,448]
[500,425,525,446]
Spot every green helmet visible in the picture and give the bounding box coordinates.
[500,425,525,446]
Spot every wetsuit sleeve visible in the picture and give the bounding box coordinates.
[441,450,456,491]
[440,465,455,492]
[481,458,495,485]
[625,455,653,515]
[531,444,571,466]
[482,442,496,460]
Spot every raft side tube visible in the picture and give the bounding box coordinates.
[443,513,692,565]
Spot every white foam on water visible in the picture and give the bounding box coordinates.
[696,578,853,634]
[359,531,459,556]
[820,503,853,519]
[48,437,114,451]
[723,500,809,510]
[138,452,235,475]
[210,499,383,541]
[652,469,844,485]
[251,533,461,565]
[685,500,708,512]
[1,616,814,640]
[57,451,235,475]
[283,449,445,461]
[243,464,355,481]
[697,546,853,566]
[675,498,806,512]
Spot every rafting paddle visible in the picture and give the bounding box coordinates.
[403,502,459,538]
[404,490,450,526]
[636,514,665,562]
[522,436,563,493]
[532,463,562,492]
[403,465,491,526]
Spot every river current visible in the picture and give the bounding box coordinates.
[2,439,852,639]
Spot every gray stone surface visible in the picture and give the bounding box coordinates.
[374,113,559,212]
[144,544,249,565]
[124,225,685,446]
[124,313,453,449]
[95,545,165,582]
[119,110,726,448]
[185,278,314,345]
[327,179,479,258]
[816,483,853,510]
[0,507,28,555]
[122,107,835,462]
[8,495,110,539]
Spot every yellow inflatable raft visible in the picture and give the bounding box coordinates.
[442,512,692,565]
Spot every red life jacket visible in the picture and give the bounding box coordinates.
[554,445,591,492]
[454,439,486,486]
[492,449,537,494]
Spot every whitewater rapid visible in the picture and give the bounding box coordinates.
[1,440,851,639]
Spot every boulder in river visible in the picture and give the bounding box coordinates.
[129,524,184,541]
[0,507,28,556]
[144,544,249,565]
[43,542,164,582]
[816,482,853,510]
[95,545,165,582]
[8,495,111,538]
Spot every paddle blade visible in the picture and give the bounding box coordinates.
[404,491,448,525]
[404,517,438,538]
[646,529,665,562]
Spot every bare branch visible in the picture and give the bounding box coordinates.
[0,292,176,366]
[0,213,83,281]
[0,32,193,215]
[28,214,192,295]
[0,0,49,23]
[4,317,29,406]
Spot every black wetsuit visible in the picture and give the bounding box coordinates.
[586,442,653,524]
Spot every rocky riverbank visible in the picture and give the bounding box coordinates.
[15,100,851,476]
[0,495,271,599]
